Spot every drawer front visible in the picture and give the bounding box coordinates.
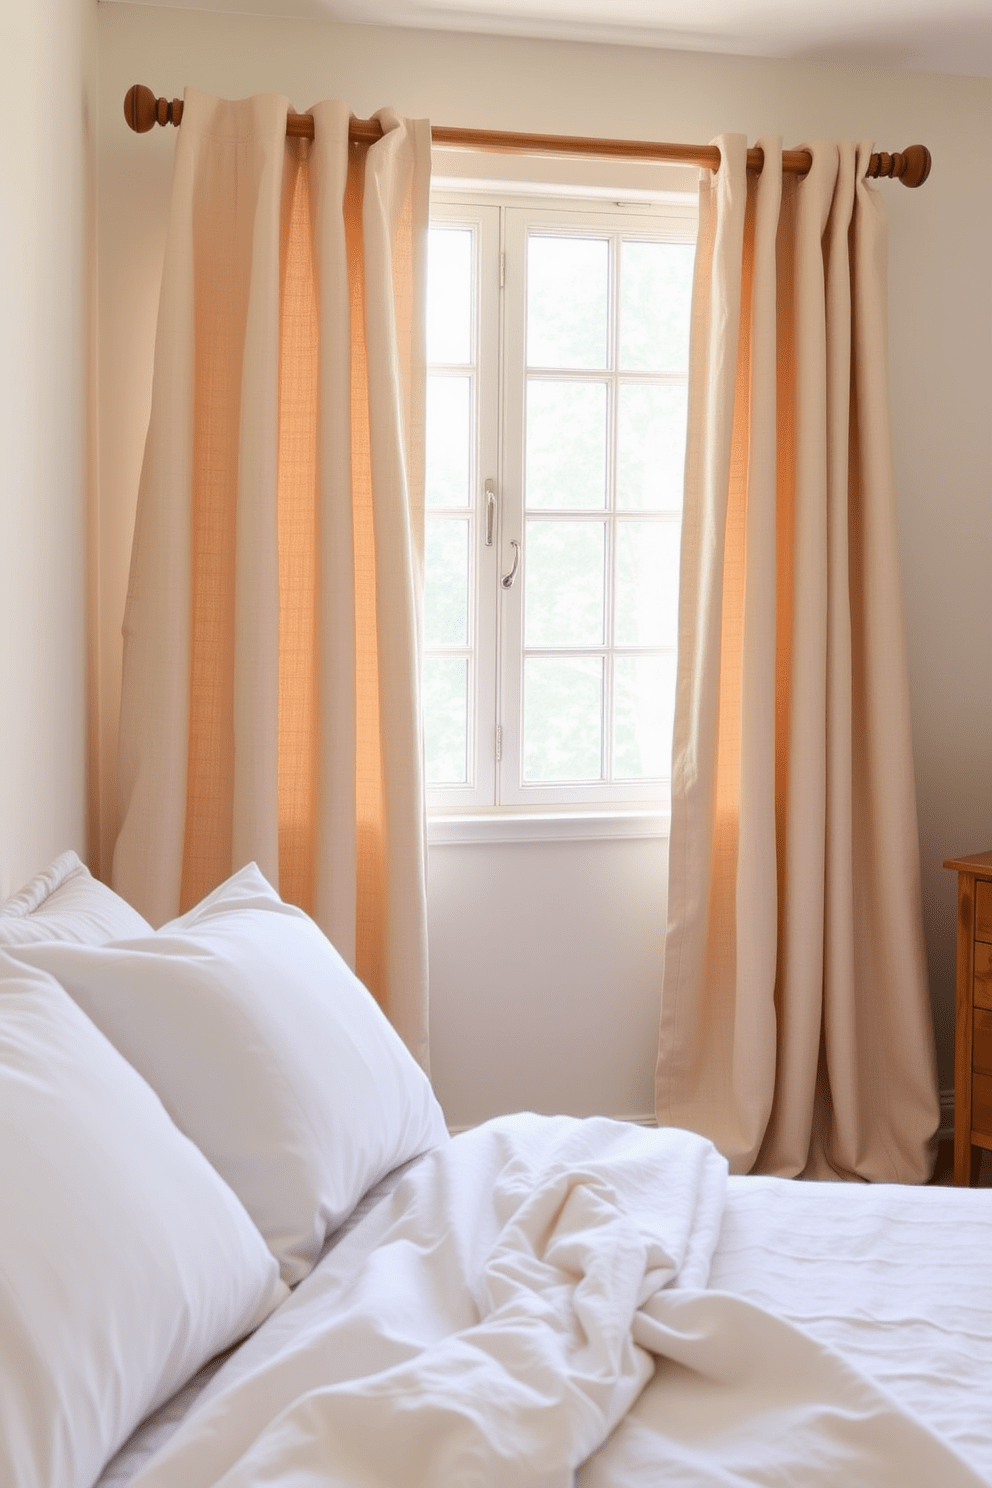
[973,1072,992,1137]
[975,943,992,1011]
[977,879,992,945]
[975,1010,992,1076]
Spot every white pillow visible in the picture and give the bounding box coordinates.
[0,850,151,945]
[12,864,450,1286]
[0,953,287,1488]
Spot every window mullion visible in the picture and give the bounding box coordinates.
[604,230,621,787]
[495,204,525,809]
[424,203,501,812]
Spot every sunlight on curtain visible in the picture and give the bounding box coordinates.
[114,92,431,1065]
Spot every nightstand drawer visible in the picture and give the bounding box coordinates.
[977,880,992,945]
[973,1073,992,1137]
[976,943,992,1011]
[945,850,992,1183]
[975,1010,992,1075]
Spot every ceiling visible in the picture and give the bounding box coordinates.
[109,0,992,77]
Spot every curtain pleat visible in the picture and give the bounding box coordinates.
[276,136,320,917]
[113,91,431,1066]
[310,101,358,967]
[359,111,431,1061]
[657,135,939,1180]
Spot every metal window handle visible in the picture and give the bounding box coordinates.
[501,539,520,590]
[485,479,496,546]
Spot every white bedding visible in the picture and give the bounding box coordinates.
[586,1177,992,1487]
[94,1157,426,1488]
[100,1118,992,1488]
[119,1115,726,1488]
[710,1174,992,1476]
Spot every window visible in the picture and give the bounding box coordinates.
[424,187,696,817]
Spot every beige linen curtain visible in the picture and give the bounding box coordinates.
[657,134,939,1180]
[113,90,432,1064]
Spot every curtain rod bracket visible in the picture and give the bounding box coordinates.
[122,84,931,188]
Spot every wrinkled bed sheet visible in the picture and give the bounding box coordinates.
[102,1117,992,1488]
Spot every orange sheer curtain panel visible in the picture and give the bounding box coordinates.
[113,92,431,1064]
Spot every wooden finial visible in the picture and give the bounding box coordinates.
[866,143,931,188]
[124,85,184,133]
[897,144,931,189]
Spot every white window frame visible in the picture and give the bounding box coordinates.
[427,179,697,824]
[423,206,500,812]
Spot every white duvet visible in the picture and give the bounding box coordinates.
[127,1115,990,1488]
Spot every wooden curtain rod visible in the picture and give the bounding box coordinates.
[124,84,932,188]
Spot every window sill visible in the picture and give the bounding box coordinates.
[427,810,671,846]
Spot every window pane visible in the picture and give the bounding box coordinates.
[619,241,694,372]
[525,520,605,647]
[426,376,471,509]
[424,657,468,785]
[613,654,675,780]
[524,656,603,781]
[425,518,469,647]
[617,382,687,512]
[526,381,606,510]
[427,228,472,364]
[527,236,608,369]
[615,521,680,648]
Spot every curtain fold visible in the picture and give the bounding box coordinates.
[113,90,431,1065]
[657,135,939,1180]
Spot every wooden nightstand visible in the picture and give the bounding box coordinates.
[945,850,992,1185]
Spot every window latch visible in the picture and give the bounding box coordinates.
[501,539,520,590]
[485,478,496,547]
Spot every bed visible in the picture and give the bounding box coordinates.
[2,853,991,1488]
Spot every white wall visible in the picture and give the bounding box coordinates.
[428,833,668,1124]
[0,0,95,899]
[96,5,992,1126]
